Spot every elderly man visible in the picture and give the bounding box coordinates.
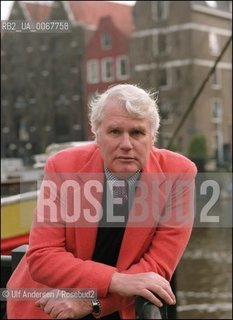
[7,84,197,319]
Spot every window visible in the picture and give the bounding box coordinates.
[212,132,224,164]
[26,46,33,53]
[209,33,219,56]
[41,70,49,77]
[174,33,181,48]
[152,34,158,56]
[29,98,36,104]
[160,102,173,124]
[160,69,167,87]
[19,118,29,142]
[70,41,77,48]
[71,67,78,74]
[174,68,182,86]
[205,1,217,8]
[55,111,70,141]
[87,60,99,84]
[211,68,221,88]
[116,56,129,80]
[40,45,48,51]
[211,99,222,123]
[101,58,114,82]
[152,1,169,21]
[101,32,111,49]
[158,34,169,55]
[159,68,171,89]
[72,95,80,101]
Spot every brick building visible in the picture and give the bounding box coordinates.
[83,10,134,138]
[1,1,133,161]
[130,1,232,166]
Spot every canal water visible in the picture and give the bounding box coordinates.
[176,199,232,319]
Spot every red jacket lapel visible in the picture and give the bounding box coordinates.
[74,146,104,260]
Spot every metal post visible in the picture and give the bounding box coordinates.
[135,272,177,319]
[11,244,28,272]
[135,296,168,319]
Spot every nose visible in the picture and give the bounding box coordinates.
[120,133,133,150]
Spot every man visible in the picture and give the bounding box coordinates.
[7,84,197,319]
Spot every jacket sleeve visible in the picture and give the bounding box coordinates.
[123,167,197,279]
[26,157,116,298]
[95,166,197,317]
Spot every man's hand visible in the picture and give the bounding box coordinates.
[35,289,93,319]
[109,272,176,308]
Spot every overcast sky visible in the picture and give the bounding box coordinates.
[1,1,136,20]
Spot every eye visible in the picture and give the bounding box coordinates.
[110,128,120,135]
[131,129,145,137]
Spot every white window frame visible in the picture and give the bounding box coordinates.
[211,98,222,123]
[209,32,220,56]
[101,58,114,82]
[152,1,169,21]
[101,32,112,50]
[213,133,223,160]
[87,59,99,84]
[116,55,129,80]
[159,68,172,90]
[211,122,224,163]
[211,68,221,89]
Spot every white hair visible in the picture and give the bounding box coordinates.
[89,84,160,140]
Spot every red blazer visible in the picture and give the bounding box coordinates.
[7,143,197,319]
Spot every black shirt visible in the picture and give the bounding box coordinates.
[82,171,140,319]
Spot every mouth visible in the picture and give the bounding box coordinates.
[117,156,136,161]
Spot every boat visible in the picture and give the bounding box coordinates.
[1,191,37,255]
[1,141,91,255]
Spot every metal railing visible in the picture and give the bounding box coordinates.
[136,274,176,319]
[1,245,176,319]
[1,245,29,319]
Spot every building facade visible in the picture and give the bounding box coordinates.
[130,1,232,167]
[1,1,133,162]
[1,1,86,162]
[83,14,133,138]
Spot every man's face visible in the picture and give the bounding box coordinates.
[96,100,154,177]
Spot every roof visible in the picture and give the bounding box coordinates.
[67,1,134,34]
[23,2,52,21]
[8,1,134,35]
